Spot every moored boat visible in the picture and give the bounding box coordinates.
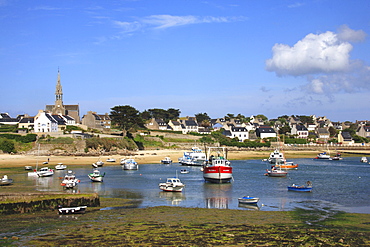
[180,169,189,174]
[265,162,288,177]
[0,175,13,186]
[274,161,298,170]
[178,147,207,166]
[316,152,331,159]
[238,196,259,204]
[57,205,87,214]
[28,167,54,177]
[287,181,312,192]
[55,163,67,170]
[161,157,172,164]
[268,149,286,164]
[203,147,233,183]
[360,157,368,163]
[159,177,185,192]
[60,170,80,188]
[88,169,105,182]
[106,158,116,162]
[332,153,342,160]
[122,158,138,170]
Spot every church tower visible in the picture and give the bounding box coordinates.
[51,69,66,115]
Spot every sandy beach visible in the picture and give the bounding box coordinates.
[1,148,369,171]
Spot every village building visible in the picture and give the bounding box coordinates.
[81,111,111,130]
[255,125,276,139]
[45,70,80,123]
[291,124,309,139]
[338,131,354,145]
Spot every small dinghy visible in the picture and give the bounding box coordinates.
[238,196,259,204]
[57,205,87,215]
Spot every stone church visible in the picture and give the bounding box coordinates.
[45,70,80,123]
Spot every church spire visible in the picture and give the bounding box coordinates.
[52,68,65,115]
[55,68,63,102]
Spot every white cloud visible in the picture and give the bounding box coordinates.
[337,24,366,43]
[114,14,245,33]
[266,26,370,95]
[266,31,352,76]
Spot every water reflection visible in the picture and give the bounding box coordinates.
[159,191,186,205]
[203,183,232,209]
[14,158,370,213]
[238,203,260,211]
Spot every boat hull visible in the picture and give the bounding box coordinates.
[265,170,287,177]
[88,175,103,182]
[58,206,87,214]
[287,186,312,192]
[159,185,184,192]
[275,162,298,170]
[238,197,259,204]
[203,166,233,183]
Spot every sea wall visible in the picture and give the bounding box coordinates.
[0,193,100,215]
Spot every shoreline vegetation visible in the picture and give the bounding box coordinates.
[1,149,370,245]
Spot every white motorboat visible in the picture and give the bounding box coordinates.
[159,177,185,192]
[265,166,288,177]
[238,196,259,204]
[60,170,80,188]
[25,166,32,170]
[88,169,105,182]
[268,149,286,164]
[28,167,54,177]
[316,152,331,159]
[121,158,138,170]
[57,205,87,214]
[203,147,233,183]
[360,157,368,163]
[180,169,189,174]
[106,158,116,162]
[178,147,207,166]
[55,163,67,170]
[0,175,13,186]
[96,160,104,167]
[161,157,172,164]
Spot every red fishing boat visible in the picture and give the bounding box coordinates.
[203,147,233,183]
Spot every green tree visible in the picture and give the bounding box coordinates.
[0,138,15,153]
[195,113,210,126]
[328,126,337,138]
[110,105,145,136]
[255,114,268,122]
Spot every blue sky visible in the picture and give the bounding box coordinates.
[1,0,369,122]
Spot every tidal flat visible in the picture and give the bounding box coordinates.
[1,197,370,246]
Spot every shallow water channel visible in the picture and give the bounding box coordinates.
[14,157,370,214]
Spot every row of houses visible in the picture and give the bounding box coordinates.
[0,111,111,133]
[145,116,370,144]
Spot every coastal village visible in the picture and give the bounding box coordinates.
[0,71,370,145]
[0,71,369,147]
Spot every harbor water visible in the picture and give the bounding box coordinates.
[13,157,370,213]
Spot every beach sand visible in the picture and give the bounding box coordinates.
[0,148,369,170]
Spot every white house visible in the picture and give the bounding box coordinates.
[34,110,58,133]
[291,124,309,139]
[256,126,276,139]
[229,127,249,142]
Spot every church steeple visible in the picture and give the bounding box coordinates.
[52,69,65,115]
[55,69,63,103]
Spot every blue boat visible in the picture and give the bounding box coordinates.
[287,181,312,192]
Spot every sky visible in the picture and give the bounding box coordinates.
[1,0,369,122]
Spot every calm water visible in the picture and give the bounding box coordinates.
[14,157,370,213]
